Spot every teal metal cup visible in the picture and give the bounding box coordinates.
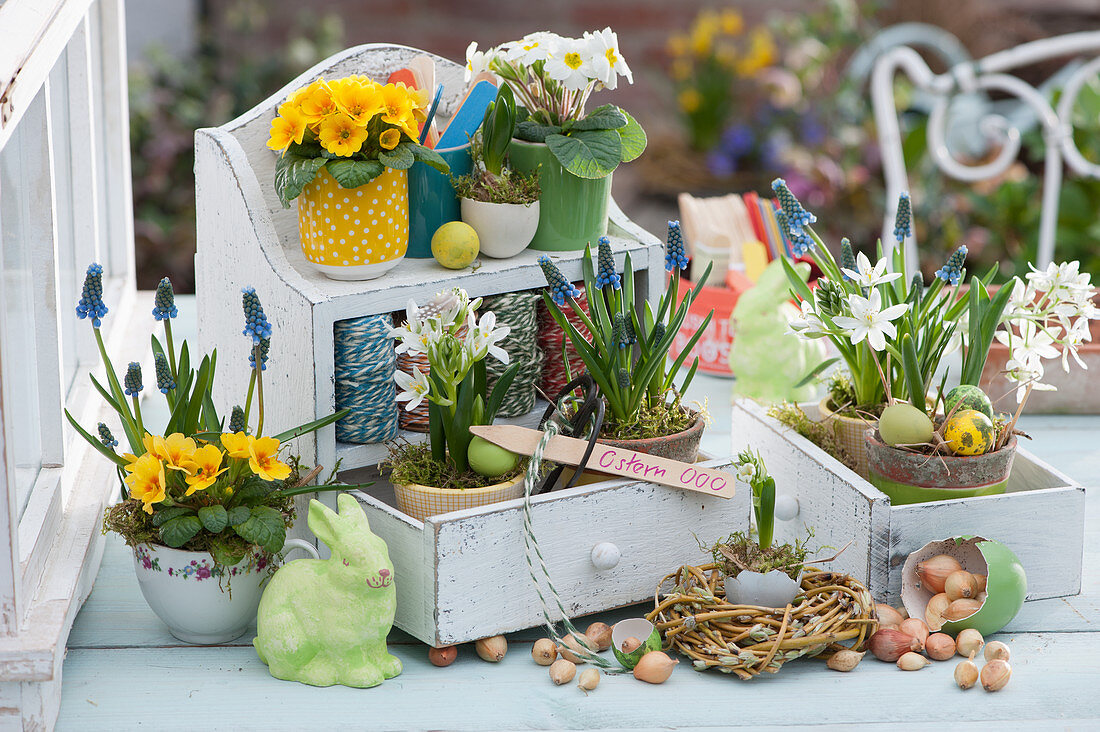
[407,143,472,258]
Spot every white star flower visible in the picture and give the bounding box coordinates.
[841,252,902,289]
[394,366,430,412]
[831,289,909,351]
[465,310,511,365]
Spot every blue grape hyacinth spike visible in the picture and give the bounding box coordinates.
[76,263,109,328]
[537,255,581,306]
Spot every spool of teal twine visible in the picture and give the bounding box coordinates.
[482,290,543,418]
[333,315,399,443]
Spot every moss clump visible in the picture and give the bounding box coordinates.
[385,441,526,491]
[767,402,857,471]
[708,531,811,581]
[599,399,697,441]
[452,169,540,205]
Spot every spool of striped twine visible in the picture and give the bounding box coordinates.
[333,315,399,444]
[482,290,543,418]
[538,290,590,398]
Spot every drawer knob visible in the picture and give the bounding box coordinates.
[775,495,800,521]
[590,542,621,570]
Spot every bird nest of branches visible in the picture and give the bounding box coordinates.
[646,564,878,679]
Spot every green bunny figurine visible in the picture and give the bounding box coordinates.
[254,493,401,687]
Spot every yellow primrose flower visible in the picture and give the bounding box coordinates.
[248,436,291,482]
[379,128,401,150]
[298,81,338,124]
[379,84,417,136]
[331,78,384,126]
[180,444,227,496]
[148,433,197,471]
[267,106,308,152]
[125,453,167,514]
[409,86,430,122]
[318,113,369,157]
[221,431,252,459]
[678,88,702,113]
[720,10,744,36]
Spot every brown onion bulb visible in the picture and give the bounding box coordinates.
[916,554,963,594]
[869,628,921,662]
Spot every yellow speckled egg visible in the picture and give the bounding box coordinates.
[942,409,996,456]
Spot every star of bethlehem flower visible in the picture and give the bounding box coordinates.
[841,252,902,289]
[996,320,1060,372]
[736,463,756,484]
[394,366,430,412]
[465,310,511,365]
[831,290,910,351]
[786,299,827,338]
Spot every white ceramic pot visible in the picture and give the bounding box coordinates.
[724,570,803,608]
[133,539,317,644]
[460,197,540,258]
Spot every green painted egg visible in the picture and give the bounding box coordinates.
[945,384,994,420]
[942,409,996,456]
[467,436,520,478]
[878,403,935,447]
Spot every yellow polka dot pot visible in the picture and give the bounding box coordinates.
[297,165,409,280]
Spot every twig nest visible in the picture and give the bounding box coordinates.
[902,537,1026,636]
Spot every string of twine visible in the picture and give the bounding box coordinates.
[520,400,620,671]
[483,291,543,418]
[333,315,398,444]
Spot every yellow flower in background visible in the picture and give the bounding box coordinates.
[736,29,777,77]
[221,431,252,459]
[248,436,291,482]
[678,88,702,113]
[671,59,692,81]
[667,33,689,57]
[691,10,718,56]
[331,78,384,126]
[266,105,308,152]
[720,10,744,36]
[180,444,226,496]
[318,113,369,156]
[148,433,196,471]
[125,453,167,514]
[379,128,401,150]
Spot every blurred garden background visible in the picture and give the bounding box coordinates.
[125,0,1100,292]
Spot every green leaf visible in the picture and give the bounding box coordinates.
[226,505,251,526]
[152,506,196,528]
[410,144,450,174]
[64,409,127,468]
[378,143,415,170]
[274,152,327,208]
[572,104,627,131]
[211,540,247,568]
[901,333,926,410]
[794,357,839,389]
[234,506,287,554]
[615,108,647,163]
[159,515,203,548]
[544,130,621,179]
[515,120,563,143]
[197,505,229,534]
[326,159,384,189]
[270,409,348,443]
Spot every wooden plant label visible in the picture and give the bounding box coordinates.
[470,425,736,499]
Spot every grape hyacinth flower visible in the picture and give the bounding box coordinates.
[665,221,689,272]
[97,423,118,449]
[935,246,968,286]
[123,363,143,397]
[242,287,272,436]
[154,352,176,393]
[613,313,630,349]
[538,255,582,306]
[242,287,273,345]
[76,263,109,328]
[772,179,817,257]
[595,237,621,289]
[893,192,912,243]
[228,405,247,434]
[840,238,856,281]
[152,277,178,321]
[249,337,270,372]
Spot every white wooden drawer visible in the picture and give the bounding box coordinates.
[349,457,748,646]
[731,398,1085,604]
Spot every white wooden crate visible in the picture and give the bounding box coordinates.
[193,43,664,479]
[730,398,1085,604]
[342,456,749,646]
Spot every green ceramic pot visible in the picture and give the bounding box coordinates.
[508,139,612,251]
[865,429,1016,505]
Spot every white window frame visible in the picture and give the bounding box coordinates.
[0,0,138,726]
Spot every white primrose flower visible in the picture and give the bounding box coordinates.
[841,252,902,289]
[505,31,558,66]
[465,41,492,82]
[585,27,633,89]
[465,310,511,365]
[394,366,431,412]
[831,289,909,351]
[544,36,598,91]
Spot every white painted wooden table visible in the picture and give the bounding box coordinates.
[55,302,1100,729]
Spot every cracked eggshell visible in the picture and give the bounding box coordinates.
[611,618,662,670]
[902,536,1027,636]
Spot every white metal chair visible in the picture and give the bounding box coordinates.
[872,30,1100,273]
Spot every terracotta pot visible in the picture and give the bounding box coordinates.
[817,398,874,478]
[865,429,1017,506]
[393,474,525,522]
[597,411,706,463]
[979,319,1100,414]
